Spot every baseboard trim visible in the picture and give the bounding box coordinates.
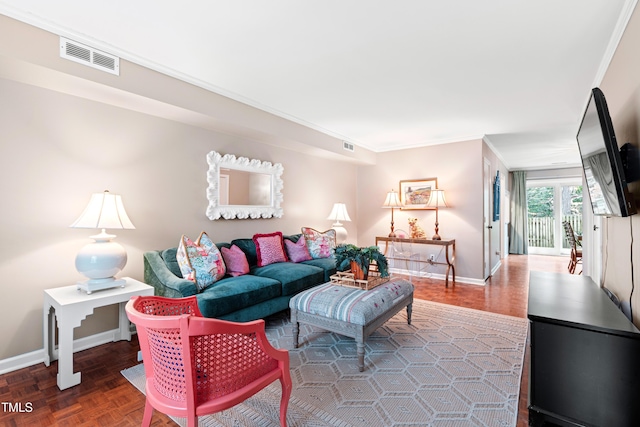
[0,348,43,375]
[491,260,502,276]
[389,268,486,286]
[0,325,136,375]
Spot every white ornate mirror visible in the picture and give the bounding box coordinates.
[206,151,284,219]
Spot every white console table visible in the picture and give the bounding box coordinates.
[43,277,154,390]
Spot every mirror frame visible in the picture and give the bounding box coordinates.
[206,151,284,219]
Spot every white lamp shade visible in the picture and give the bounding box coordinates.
[70,191,135,230]
[382,190,403,208]
[327,203,352,222]
[426,189,448,208]
[327,203,351,243]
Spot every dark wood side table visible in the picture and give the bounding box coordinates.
[376,236,455,287]
[528,271,640,426]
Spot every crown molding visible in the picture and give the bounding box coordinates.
[592,0,639,86]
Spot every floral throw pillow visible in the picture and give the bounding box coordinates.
[253,232,288,267]
[176,232,226,292]
[221,244,250,276]
[301,227,336,259]
[285,236,312,263]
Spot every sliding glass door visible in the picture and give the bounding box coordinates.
[527,179,582,255]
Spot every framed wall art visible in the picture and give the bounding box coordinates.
[399,178,437,210]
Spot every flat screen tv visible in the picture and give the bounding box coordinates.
[576,87,636,217]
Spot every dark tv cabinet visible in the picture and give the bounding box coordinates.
[528,271,640,427]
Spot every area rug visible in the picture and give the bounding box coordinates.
[122,299,528,426]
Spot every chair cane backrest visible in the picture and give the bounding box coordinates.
[125,295,292,427]
[187,317,283,404]
[127,296,196,403]
[563,221,578,249]
[133,294,203,317]
[562,221,583,274]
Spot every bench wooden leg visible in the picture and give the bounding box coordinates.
[356,328,365,372]
[291,309,300,348]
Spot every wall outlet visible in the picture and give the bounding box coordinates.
[429,254,436,261]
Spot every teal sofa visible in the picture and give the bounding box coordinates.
[143,234,336,322]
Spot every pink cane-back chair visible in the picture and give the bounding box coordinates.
[125,295,292,427]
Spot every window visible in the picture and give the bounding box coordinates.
[527,180,582,255]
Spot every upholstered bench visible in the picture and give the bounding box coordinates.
[289,278,414,371]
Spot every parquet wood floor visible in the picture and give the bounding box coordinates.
[0,254,568,426]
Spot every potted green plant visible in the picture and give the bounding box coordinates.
[334,244,389,280]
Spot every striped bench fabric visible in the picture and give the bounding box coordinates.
[290,279,413,325]
[289,278,414,371]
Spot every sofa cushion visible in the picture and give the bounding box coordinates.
[230,238,258,267]
[286,235,336,280]
[301,227,336,259]
[301,257,337,282]
[161,248,182,278]
[253,232,288,266]
[221,244,250,277]
[252,262,324,296]
[196,275,282,318]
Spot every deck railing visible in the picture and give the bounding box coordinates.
[528,215,582,248]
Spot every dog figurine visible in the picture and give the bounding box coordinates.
[408,217,426,239]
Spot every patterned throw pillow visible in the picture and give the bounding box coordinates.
[176,232,226,292]
[285,237,313,263]
[221,244,250,276]
[301,227,337,259]
[253,232,288,267]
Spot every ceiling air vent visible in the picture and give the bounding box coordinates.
[60,37,120,75]
[343,141,355,152]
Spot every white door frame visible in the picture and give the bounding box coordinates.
[581,180,603,283]
[483,159,491,279]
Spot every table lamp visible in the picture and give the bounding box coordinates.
[426,189,448,240]
[70,190,135,293]
[327,202,351,244]
[382,189,404,237]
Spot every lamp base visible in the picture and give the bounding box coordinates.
[77,278,126,294]
[75,234,128,293]
[332,224,348,244]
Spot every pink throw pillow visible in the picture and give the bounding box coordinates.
[253,232,288,267]
[175,232,226,292]
[285,237,312,263]
[301,227,337,259]
[221,244,250,277]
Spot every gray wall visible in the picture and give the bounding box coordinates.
[599,6,640,325]
[0,16,362,360]
[357,139,503,281]
[0,14,504,363]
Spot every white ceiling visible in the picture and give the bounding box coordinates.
[1,0,637,170]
